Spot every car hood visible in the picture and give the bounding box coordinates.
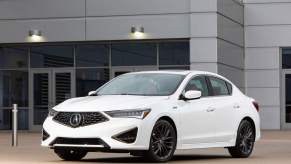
[53,95,168,112]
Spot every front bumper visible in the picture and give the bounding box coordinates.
[41,116,152,151]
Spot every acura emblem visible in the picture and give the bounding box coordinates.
[70,113,82,127]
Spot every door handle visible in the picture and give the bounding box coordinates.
[206,107,216,112]
[233,104,240,109]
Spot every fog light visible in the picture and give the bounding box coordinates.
[42,129,50,141]
[112,127,138,143]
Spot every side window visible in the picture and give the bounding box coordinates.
[208,77,229,96]
[185,76,209,97]
[226,82,232,95]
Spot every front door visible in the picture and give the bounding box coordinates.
[29,69,75,131]
[282,70,291,129]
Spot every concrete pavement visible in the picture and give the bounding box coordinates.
[0,131,291,164]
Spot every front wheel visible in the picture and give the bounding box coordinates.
[228,120,255,158]
[54,148,87,161]
[145,119,177,162]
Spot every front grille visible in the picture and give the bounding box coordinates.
[53,112,108,128]
[50,137,109,147]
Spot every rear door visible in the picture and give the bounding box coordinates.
[206,76,238,142]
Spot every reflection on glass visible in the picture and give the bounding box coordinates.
[159,42,189,65]
[76,69,109,97]
[55,73,71,105]
[0,47,28,69]
[285,74,291,123]
[33,73,49,125]
[76,44,109,67]
[0,71,28,107]
[0,108,28,130]
[112,43,156,66]
[159,66,190,70]
[30,45,74,68]
[283,48,291,69]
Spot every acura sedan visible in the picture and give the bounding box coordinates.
[42,70,260,162]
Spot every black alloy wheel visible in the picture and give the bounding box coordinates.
[146,119,177,162]
[228,120,255,158]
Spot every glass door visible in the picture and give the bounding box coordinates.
[282,70,291,129]
[29,69,74,131]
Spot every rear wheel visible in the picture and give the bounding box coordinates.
[145,119,177,162]
[228,120,255,158]
[54,148,87,161]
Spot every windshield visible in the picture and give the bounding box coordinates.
[97,73,185,96]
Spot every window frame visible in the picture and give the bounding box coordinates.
[206,75,232,96]
[181,75,210,98]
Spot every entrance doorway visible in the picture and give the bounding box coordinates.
[29,69,75,131]
[282,70,291,129]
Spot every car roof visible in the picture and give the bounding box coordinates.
[128,70,217,76]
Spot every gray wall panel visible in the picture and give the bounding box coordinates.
[218,39,244,69]
[87,0,190,16]
[246,69,280,87]
[218,0,244,24]
[0,19,85,43]
[190,0,217,12]
[86,14,190,41]
[259,106,281,129]
[246,87,280,106]
[0,0,85,19]
[190,13,217,37]
[190,38,217,62]
[218,64,244,88]
[245,47,279,69]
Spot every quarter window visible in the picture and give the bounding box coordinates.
[208,77,229,96]
[185,76,209,97]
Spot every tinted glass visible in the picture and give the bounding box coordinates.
[0,108,28,130]
[209,77,229,96]
[30,45,74,68]
[0,47,28,68]
[0,70,28,107]
[185,76,209,97]
[76,44,109,67]
[159,66,190,70]
[285,74,291,123]
[112,43,156,66]
[76,69,109,97]
[159,42,190,65]
[283,48,291,69]
[97,73,184,96]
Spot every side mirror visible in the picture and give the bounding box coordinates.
[88,90,97,96]
[181,90,201,101]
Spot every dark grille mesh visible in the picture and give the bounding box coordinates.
[53,112,108,128]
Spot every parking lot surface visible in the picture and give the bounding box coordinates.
[0,131,291,164]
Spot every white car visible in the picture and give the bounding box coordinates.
[42,70,260,162]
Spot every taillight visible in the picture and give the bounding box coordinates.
[252,101,259,112]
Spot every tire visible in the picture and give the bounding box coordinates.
[54,148,87,161]
[145,119,177,162]
[228,120,255,158]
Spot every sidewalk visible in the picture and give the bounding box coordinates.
[0,131,291,164]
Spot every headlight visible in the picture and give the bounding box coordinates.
[48,108,58,117]
[105,109,151,119]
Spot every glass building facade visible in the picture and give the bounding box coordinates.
[0,40,190,130]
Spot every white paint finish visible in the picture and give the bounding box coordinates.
[0,19,85,43]
[0,0,85,19]
[259,106,280,129]
[86,14,190,41]
[246,25,291,47]
[218,64,244,88]
[218,14,244,46]
[190,13,217,37]
[246,87,280,106]
[190,38,217,62]
[218,39,244,69]
[218,0,244,24]
[190,0,217,12]
[245,3,291,25]
[246,69,280,87]
[190,63,218,73]
[245,47,279,69]
[87,0,190,16]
